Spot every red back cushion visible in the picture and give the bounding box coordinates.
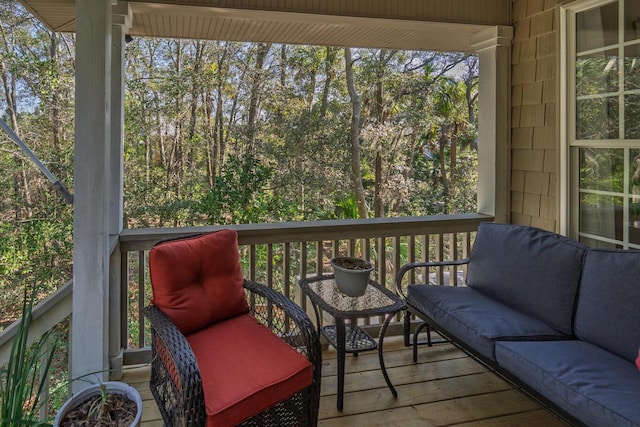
[149,230,249,335]
[636,349,640,371]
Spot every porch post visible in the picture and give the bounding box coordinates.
[72,0,112,390]
[108,2,132,379]
[472,26,513,223]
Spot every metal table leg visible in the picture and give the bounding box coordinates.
[378,310,399,398]
[336,317,346,411]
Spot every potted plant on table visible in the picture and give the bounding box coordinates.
[330,256,374,297]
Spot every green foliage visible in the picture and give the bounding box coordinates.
[0,213,72,296]
[0,286,57,427]
[197,153,295,224]
[334,195,360,220]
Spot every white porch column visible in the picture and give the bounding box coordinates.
[472,26,513,223]
[72,0,112,390]
[108,2,131,379]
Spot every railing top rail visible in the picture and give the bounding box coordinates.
[119,213,494,251]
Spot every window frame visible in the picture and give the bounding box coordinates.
[560,0,640,249]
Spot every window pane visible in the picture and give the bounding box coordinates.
[624,43,640,89]
[576,2,619,53]
[576,97,619,139]
[580,147,624,192]
[631,148,640,245]
[624,0,640,41]
[580,193,623,240]
[625,94,640,138]
[629,197,640,244]
[577,49,618,95]
[632,148,640,193]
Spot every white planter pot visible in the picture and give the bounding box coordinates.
[331,256,374,297]
[54,381,142,427]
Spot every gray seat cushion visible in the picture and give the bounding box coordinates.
[466,223,588,335]
[407,284,570,362]
[575,248,640,362]
[495,340,640,427]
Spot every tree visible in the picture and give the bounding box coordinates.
[344,47,368,219]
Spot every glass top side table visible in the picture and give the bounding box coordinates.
[298,274,406,411]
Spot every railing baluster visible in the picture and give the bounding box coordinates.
[422,234,429,284]
[315,241,322,275]
[284,242,291,299]
[137,250,145,348]
[299,241,308,313]
[121,251,129,347]
[450,233,458,286]
[408,235,416,285]
[392,236,401,291]
[283,242,291,333]
[376,237,385,287]
[364,238,371,263]
[267,243,273,289]
[436,234,444,285]
[249,244,256,282]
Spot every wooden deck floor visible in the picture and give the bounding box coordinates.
[123,336,570,426]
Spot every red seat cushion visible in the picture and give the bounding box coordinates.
[149,230,249,335]
[187,314,313,427]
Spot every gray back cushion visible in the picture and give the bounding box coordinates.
[575,249,640,362]
[467,223,587,335]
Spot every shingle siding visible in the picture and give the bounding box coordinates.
[510,0,559,232]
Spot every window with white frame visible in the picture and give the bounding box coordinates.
[562,0,640,249]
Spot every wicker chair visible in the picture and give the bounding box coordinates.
[144,230,321,427]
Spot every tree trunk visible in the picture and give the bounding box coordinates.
[187,41,205,168]
[247,43,271,151]
[0,24,32,217]
[373,50,386,218]
[276,44,287,136]
[449,127,458,212]
[320,47,337,119]
[439,129,449,210]
[344,47,367,219]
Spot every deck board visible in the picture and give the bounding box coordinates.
[123,336,569,426]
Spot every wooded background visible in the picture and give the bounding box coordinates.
[0,1,478,321]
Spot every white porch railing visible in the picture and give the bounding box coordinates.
[118,213,492,365]
[0,280,72,421]
[0,280,72,367]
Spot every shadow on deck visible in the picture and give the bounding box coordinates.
[123,335,570,426]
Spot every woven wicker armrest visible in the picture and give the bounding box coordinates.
[243,279,321,366]
[395,258,470,299]
[144,304,206,427]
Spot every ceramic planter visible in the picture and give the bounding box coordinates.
[331,256,374,297]
[54,381,142,427]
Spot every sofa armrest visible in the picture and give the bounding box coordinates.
[395,259,470,299]
[144,304,206,427]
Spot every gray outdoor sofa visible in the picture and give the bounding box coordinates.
[395,222,640,427]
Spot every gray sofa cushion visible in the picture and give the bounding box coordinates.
[407,284,570,362]
[575,249,640,362]
[466,223,587,335]
[495,340,640,427]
